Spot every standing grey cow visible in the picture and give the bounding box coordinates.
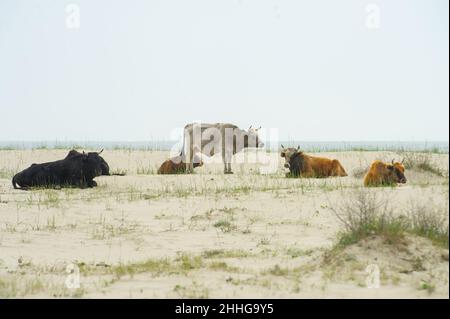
[182,123,264,174]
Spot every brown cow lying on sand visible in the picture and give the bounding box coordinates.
[280,146,347,178]
[364,160,406,187]
[157,153,203,175]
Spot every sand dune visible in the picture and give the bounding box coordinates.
[0,150,448,298]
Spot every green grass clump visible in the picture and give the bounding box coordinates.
[406,202,449,249]
[330,189,449,249]
[396,151,444,176]
[336,215,408,247]
[213,219,237,232]
[136,166,155,175]
[202,249,250,259]
[266,264,289,276]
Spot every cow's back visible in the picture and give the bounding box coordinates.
[157,160,172,174]
[307,156,333,177]
[158,158,186,174]
[183,123,239,157]
[14,159,66,187]
[302,155,347,177]
[332,159,348,176]
[364,161,387,186]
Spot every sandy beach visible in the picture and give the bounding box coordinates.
[0,149,448,298]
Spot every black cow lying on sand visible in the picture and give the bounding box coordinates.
[12,150,115,190]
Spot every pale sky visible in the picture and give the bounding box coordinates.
[0,0,448,141]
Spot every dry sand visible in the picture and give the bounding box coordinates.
[0,149,448,298]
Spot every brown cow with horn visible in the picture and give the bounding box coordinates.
[158,147,204,175]
[363,159,407,187]
[280,146,347,178]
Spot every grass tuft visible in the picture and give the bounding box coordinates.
[329,189,449,249]
[396,151,444,176]
[406,201,449,248]
[213,219,237,233]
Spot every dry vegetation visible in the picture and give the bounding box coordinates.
[329,189,448,249]
[0,149,448,298]
[396,150,448,177]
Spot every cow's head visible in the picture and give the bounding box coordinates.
[280,145,302,169]
[68,149,110,176]
[247,126,264,148]
[171,147,204,168]
[91,149,109,174]
[387,159,407,184]
[83,150,107,177]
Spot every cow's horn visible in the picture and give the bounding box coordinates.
[391,159,395,164]
[98,149,104,155]
[297,145,301,150]
[249,125,252,130]
[281,144,285,149]
[401,158,405,164]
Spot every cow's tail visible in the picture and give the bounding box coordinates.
[180,131,191,166]
[180,130,186,159]
[12,174,20,189]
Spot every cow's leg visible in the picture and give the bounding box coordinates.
[223,163,232,174]
[223,153,233,174]
[87,180,97,188]
[185,146,195,174]
[222,152,226,173]
[223,163,233,174]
